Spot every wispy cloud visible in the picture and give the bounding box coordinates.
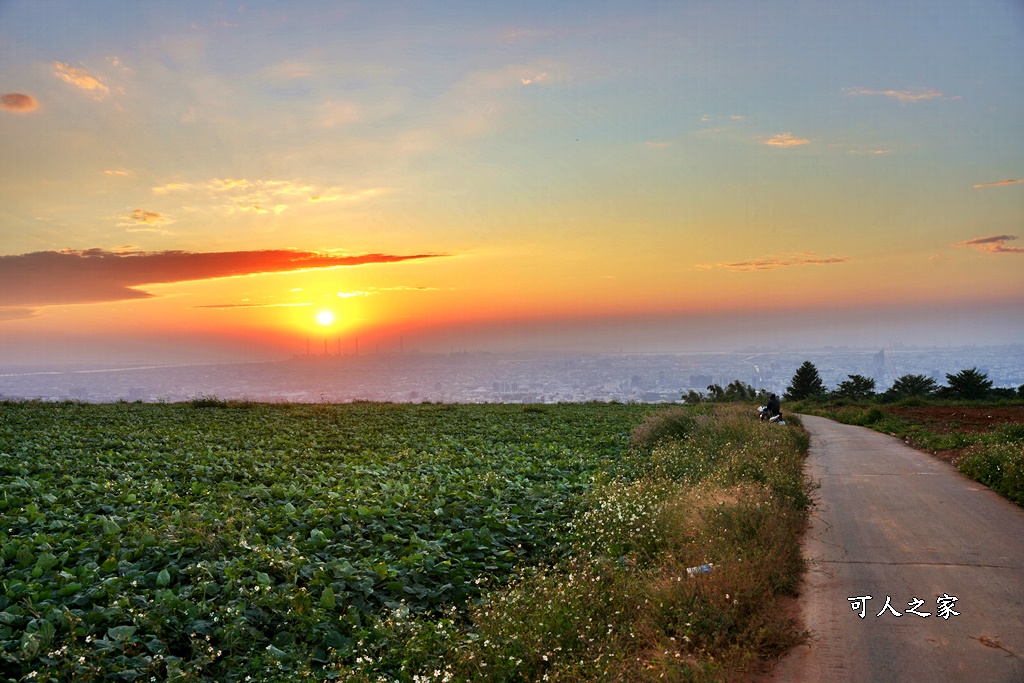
[519,72,548,86]
[118,210,173,233]
[193,302,312,309]
[152,182,193,194]
[53,62,109,95]
[1,93,38,112]
[0,249,448,311]
[152,177,388,214]
[701,114,745,123]
[953,235,1024,254]
[764,133,810,148]
[699,253,848,272]
[120,209,170,225]
[310,188,387,203]
[843,87,943,103]
[973,179,1024,189]
[0,308,36,321]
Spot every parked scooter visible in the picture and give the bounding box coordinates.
[757,405,786,425]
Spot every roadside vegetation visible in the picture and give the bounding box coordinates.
[0,400,811,682]
[445,405,811,682]
[778,362,1024,507]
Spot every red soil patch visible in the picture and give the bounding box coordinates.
[882,405,1024,463]
[886,405,1024,434]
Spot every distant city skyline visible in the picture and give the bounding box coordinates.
[2,345,1021,405]
[1,1,1022,365]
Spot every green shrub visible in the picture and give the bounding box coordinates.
[955,443,1024,506]
[1000,423,1024,442]
[860,407,886,426]
[630,407,699,451]
[188,394,230,408]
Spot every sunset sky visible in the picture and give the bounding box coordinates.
[2,1,1022,364]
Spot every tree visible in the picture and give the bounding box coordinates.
[785,361,825,401]
[724,380,756,401]
[682,389,704,404]
[943,367,993,400]
[888,373,937,398]
[706,384,725,401]
[834,374,876,400]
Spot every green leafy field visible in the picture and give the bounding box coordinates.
[0,401,657,681]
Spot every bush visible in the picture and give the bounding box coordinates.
[188,394,230,408]
[860,407,887,426]
[631,407,699,451]
[954,443,1024,506]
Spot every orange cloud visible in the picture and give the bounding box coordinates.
[0,307,36,321]
[953,235,1024,254]
[118,210,173,233]
[764,133,809,148]
[973,179,1024,188]
[700,253,848,271]
[843,87,943,103]
[1,93,38,112]
[53,62,109,94]
[123,209,169,224]
[0,249,447,310]
[193,302,313,309]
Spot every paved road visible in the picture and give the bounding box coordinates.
[766,415,1024,682]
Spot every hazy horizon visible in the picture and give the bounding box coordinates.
[2,300,1022,368]
[2,1,1022,367]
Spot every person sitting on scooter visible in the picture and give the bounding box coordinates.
[766,393,781,419]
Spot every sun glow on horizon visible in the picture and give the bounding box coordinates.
[316,310,335,326]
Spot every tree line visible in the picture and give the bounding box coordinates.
[684,362,1024,405]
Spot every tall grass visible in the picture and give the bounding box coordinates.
[424,405,813,682]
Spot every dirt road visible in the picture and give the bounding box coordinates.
[765,415,1024,682]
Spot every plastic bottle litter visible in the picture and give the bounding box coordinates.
[686,563,715,578]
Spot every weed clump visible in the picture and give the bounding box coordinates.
[631,407,699,451]
[188,394,230,408]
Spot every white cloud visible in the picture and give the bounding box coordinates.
[150,177,388,216]
[844,87,944,103]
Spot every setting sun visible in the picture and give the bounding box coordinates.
[0,1,1021,366]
